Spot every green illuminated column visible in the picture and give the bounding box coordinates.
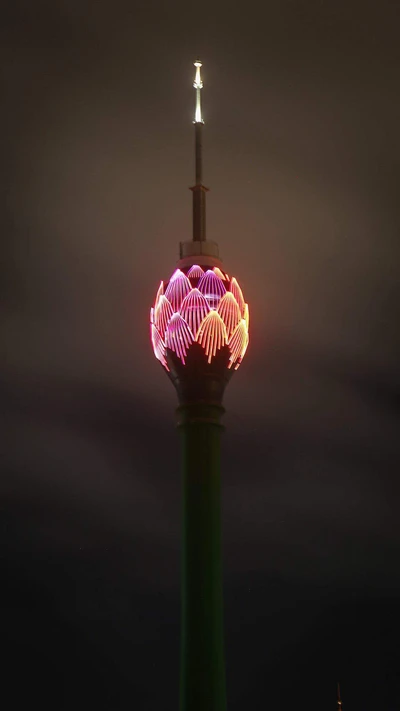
[177,402,227,711]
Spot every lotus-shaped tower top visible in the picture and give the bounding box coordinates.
[151,264,248,366]
[149,61,249,405]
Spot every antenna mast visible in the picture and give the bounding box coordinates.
[191,60,208,242]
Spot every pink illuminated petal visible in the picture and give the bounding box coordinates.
[165,313,194,365]
[230,277,245,317]
[179,288,210,338]
[165,270,192,312]
[187,265,204,279]
[197,270,226,309]
[150,307,154,324]
[154,281,164,310]
[155,295,174,337]
[196,311,228,363]
[228,320,248,368]
[151,324,169,370]
[217,292,242,338]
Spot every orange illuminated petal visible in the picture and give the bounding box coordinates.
[151,324,169,370]
[197,270,226,309]
[154,281,164,309]
[230,277,245,317]
[244,303,249,330]
[179,288,210,338]
[213,267,226,280]
[228,320,248,368]
[165,314,194,364]
[155,295,174,337]
[165,270,192,312]
[217,292,241,338]
[196,311,228,363]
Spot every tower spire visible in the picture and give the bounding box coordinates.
[193,59,203,125]
[190,59,208,242]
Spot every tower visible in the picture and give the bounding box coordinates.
[150,61,249,711]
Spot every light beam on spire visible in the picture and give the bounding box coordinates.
[193,60,204,124]
[190,59,208,242]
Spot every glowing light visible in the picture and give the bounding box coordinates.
[193,61,203,89]
[244,303,249,330]
[196,311,227,363]
[217,292,242,338]
[180,289,210,338]
[165,270,192,312]
[230,277,245,317]
[166,313,194,364]
[151,324,168,370]
[187,264,204,279]
[155,295,174,335]
[150,270,249,371]
[155,281,164,310]
[228,320,248,368]
[197,270,226,309]
[193,60,203,123]
[213,267,226,280]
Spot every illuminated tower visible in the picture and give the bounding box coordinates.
[150,61,249,711]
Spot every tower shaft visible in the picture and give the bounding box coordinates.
[178,401,227,711]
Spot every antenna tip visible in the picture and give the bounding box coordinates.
[193,59,204,122]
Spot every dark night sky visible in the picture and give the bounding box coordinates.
[2,0,400,708]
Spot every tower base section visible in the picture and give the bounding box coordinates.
[178,402,227,711]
